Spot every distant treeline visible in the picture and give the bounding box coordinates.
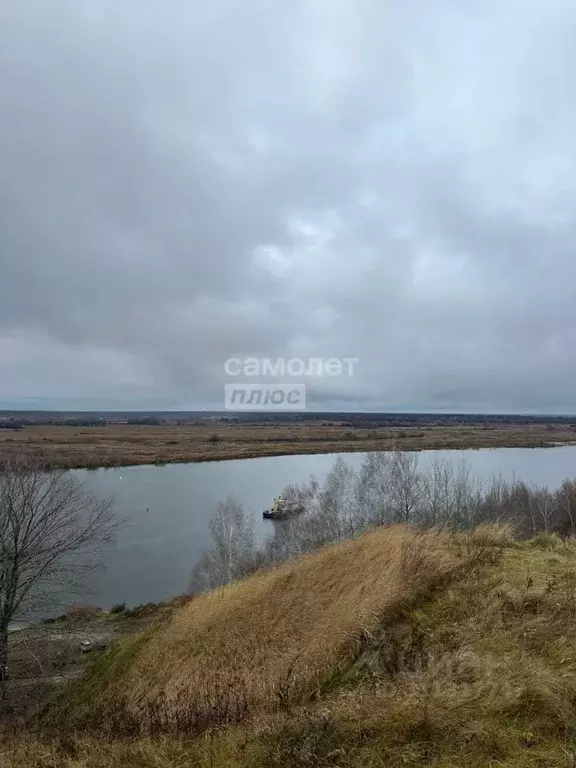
[1,411,576,428]
[0,419,24,430]
[0,415,162,428]
[251,412,576,427]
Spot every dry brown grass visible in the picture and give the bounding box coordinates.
[0,423,574,468]
[63,525,477,732]
[64,604,103,622]
[7,528,576,767]
[250,536,576,767]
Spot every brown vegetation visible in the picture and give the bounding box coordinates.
[63,526,471,733]
[6,527,576,765]
[0,422,575,469]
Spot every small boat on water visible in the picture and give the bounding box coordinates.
[262,496,304,520]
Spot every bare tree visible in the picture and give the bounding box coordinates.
[358,451,393,525]
[316,456,361,542]
[388,450,422,523]
[528,485,558,534]
[189,496,256,593]
[0,455,116,714]
[555,481,576,538]
[281,476,320,510]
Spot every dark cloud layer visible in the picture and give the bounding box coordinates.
[1,0,576,412]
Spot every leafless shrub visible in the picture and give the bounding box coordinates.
[190,450,576,595]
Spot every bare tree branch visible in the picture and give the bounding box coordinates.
[0,454,117,714]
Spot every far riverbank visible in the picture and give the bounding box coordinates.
[1,422,576,469]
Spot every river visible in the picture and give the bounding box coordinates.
[71,446,576,610]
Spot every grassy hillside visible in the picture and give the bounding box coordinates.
[54,525,471,729]
[5,525,576,766]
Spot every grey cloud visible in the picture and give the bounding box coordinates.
[1,0,576,411]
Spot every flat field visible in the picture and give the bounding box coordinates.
[0,421,575,469]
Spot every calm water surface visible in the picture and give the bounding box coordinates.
[72,446,576,609]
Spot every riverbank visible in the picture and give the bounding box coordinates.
[5,600,184,719]
[1,422,576,469]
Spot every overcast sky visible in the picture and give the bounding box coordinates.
[1,0,576,413]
